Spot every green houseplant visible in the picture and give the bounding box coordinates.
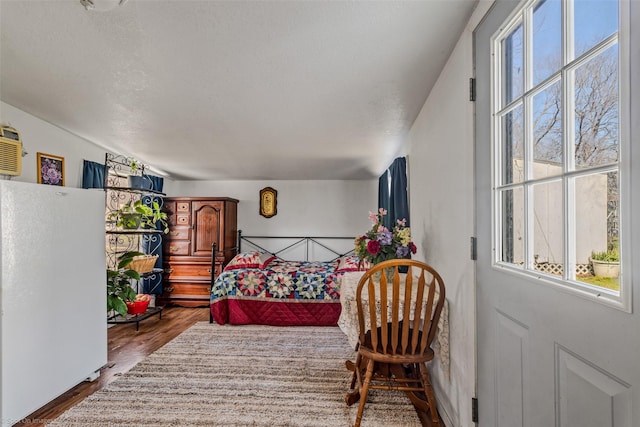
[107,251,144,317]
[128,157,139,171]
[590,248,620,278]
[108,199,169,233]
[590,248,619,262]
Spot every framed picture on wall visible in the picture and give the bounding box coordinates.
[37,152,65,186]
[259,186,277,218]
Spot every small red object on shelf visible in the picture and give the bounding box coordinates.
[126,298,150,315]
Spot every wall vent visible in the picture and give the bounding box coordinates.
[0,126,23,176]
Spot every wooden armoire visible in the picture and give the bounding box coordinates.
[160,197,238,307]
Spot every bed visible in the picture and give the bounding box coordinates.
[209,232,363,326]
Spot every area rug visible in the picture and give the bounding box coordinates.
[49,322,422,426]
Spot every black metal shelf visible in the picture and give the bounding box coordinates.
[140,268,163,277]
[105,152,165,329]
[106,229,165,235]
[107,306,163,331]
[105,185,166,196]
[108,267,163,277]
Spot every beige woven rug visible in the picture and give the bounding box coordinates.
[49,322,422,426]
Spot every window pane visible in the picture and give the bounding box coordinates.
[533,0,562,85]
[575,171,619,291]
[493,0,623,302]
[502,105,524,184]
[574,44,619,169]
[574,0,618,58]
[501,187,525,266]
[502,22,523,105]
[533,81,563,178]
[533,180,563,275]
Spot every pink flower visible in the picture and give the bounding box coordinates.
[368,211,378,223]
[378,208,387,216]
[367,240,381,255]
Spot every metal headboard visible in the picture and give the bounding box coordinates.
[237,230,355,262]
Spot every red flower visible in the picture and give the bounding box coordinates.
[367,240,381,255]
[409,242,417,254]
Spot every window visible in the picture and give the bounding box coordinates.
[491,0,626,307]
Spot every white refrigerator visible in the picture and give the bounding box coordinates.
[0,181,107,426]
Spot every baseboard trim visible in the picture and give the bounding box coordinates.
[437,401,455,427]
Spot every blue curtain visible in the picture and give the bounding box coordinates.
[147,175,164,193]
[389,157,409,227]
[141,176,164,295]
[387,157,410,269]
[378,170,391,229]
[378,157,409,229]
[82,160,105,189]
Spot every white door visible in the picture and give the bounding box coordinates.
[474,1,640,426]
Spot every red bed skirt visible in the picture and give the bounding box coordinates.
[211,298,341,326]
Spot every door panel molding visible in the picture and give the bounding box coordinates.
[556,344,631,427]
[495,310,529,427]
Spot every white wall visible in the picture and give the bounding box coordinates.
[167,180,377,247]
[407,2,493,426]
[1,102,107,188]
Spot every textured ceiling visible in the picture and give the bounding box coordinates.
[0,0,477,180]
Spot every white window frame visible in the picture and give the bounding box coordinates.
[489,0,631,311]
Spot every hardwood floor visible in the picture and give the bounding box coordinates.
[15,306,441,426]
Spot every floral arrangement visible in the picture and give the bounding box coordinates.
[355,208,417,265]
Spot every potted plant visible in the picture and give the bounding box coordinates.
[128,157,140,172]
[590,248,620,278]
[107,251,143,317]
[126,157,153,190]
[108,199,169,233]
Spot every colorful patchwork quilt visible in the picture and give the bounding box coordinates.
[210,258,348,326]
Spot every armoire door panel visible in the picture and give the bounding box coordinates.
[192,201,222,256]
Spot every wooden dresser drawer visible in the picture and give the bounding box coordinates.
[176,214,190,225]
[165,263,213,282]
[166,226,190,240]
[163,283,210,298]
[165,241,190,256]
[159,283,210,307]
[176,202,190,212]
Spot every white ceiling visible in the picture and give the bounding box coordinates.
[0,0,477,180]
